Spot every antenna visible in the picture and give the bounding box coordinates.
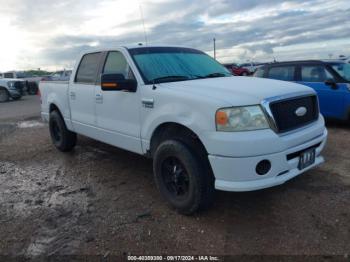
[139,3,148,45]
[213,38,216,59]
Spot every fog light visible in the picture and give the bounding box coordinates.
[256,160,271,175]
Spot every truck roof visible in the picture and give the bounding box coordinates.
[79,44,202,54]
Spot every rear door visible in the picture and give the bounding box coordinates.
[94,50,142,154]
[69,52,103,133]
[298,64,345,118]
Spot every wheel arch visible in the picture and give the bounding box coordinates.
[0,86,9,93]
[49,103,62,115]
[49,103,67,124]
[49,102,75,132]
[149,122,208,158]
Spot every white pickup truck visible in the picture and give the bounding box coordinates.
[0,78,24,102]
[40,46,327,214]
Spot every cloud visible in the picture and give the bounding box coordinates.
[0,0,349,70]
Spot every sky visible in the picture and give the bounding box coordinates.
[0,0,349,71]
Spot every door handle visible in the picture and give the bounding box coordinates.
[95,93,103,103]
[142,98,154,108]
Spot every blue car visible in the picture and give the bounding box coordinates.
[254,60,350,121]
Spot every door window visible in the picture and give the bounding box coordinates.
[301,65,333,82]
[75,52,102,84]
[103,51,135,80]
[330,63,350,81]
[4,72,14,78]
[268,66,295,81]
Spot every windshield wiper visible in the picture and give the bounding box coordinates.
[203,72,228,78]
[193,72,229,79]
[150,75,190,83]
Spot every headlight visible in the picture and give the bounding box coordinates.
[7,81,16,89]
[216,105,270,132]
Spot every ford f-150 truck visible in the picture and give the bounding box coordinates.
[0,78,24,102]
[40,46,327,214]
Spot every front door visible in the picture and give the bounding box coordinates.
[298,65,345,118]
[94,50,142,154]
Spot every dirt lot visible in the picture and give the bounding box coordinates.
[0,96,349,259]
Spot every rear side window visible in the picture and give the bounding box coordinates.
[301,65,334,82]
[75,52,102,84]
[268,66,295,81]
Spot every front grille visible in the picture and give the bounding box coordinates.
[269,95,319,133]
[14,81,25,94]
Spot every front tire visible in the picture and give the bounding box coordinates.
[153,140,213,215]
[49,110,77,152]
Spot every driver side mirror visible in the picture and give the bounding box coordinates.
[324,79,338,90]
[101,74,137,92]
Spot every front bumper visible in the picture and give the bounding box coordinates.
[9,89,22,98]
[208,127,327,192]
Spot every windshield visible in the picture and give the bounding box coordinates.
[329,63,350,81]
[128,47,231,84]
[4,73,14,78]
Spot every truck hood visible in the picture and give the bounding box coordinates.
[0,78,24,82]
[160,76,315,106]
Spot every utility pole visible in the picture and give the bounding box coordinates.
[213,38,216,60]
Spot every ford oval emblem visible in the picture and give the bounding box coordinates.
[295,106,307,117]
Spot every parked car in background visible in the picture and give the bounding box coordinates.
[239,62,263,74]
[254,60,350,121]
[40,45,327,214]
[41,70,72,81]
[223,63,250,76]
[2,71,39,95]
[3,71,18,79]
[0,78,24,102]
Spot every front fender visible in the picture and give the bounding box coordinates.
[140,100,215,153]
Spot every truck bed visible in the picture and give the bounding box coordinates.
[39,81,70,123]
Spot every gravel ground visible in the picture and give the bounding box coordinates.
[0,96,349,259]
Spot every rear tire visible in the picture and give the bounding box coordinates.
[153,140,214,215]
[49,110,77,152]
[0,88,9,102]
